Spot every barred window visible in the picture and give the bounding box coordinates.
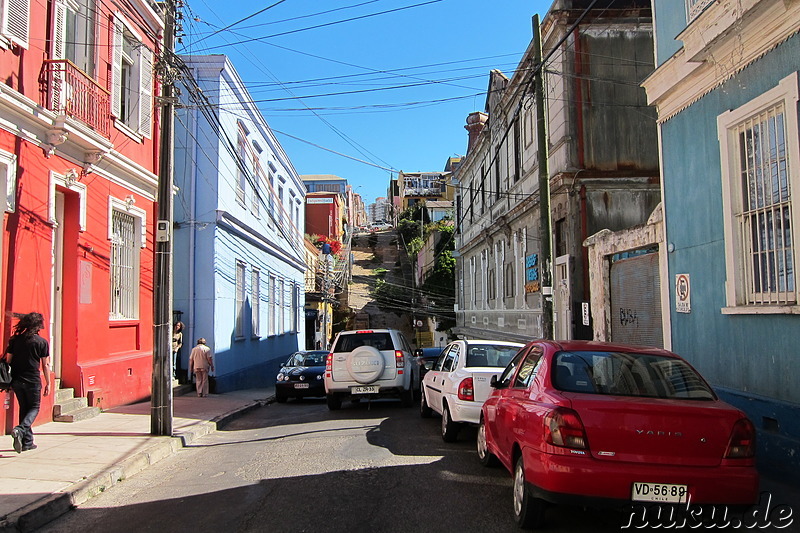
[110,210,137,319]
[686,0,714,23]
[269,275,276,336]
[718,73,800,311]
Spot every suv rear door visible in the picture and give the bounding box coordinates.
[330,331,397,384]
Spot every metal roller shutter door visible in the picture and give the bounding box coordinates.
[610,252,663,348]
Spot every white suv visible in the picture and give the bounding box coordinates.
[324,329,416,410]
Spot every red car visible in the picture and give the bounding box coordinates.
[478,340,758,529]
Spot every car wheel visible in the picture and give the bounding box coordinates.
[326,394,342,411]
[420,389,433,418]
[400,386,414,407]
[513,456,546,529]
[275,391,288,403]
[441,403,461,442]
[477,417,499,467]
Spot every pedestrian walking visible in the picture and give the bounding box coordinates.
[172,321,184,380]
[2,312,50,453]
[189,338,214,397]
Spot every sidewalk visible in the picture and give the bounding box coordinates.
[0,385,274,532]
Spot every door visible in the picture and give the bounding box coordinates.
[554,255,572,340]
[610,251,662,348]
[52,192,64,378]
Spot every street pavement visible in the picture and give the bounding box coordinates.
[0,385,274,532]
[1,382,799,532]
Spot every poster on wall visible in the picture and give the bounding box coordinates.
[676,274,691,313]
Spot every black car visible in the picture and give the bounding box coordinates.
[414,347,444,380]
[275,350,328,402]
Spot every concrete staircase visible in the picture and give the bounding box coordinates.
[53,381,101,422]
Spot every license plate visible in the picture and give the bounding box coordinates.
[632,482,688,503]
[351,385,379,394]
[294,383,309,389]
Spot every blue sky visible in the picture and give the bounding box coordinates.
[179,0,552,206]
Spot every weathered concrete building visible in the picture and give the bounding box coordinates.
[454,0,660,343]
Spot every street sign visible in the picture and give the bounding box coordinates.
[676,274,691,313]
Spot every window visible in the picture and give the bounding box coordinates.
[488,268,496,300]
[111,14,152,138]
[251,268,260,337]
[505,263,515,298]
[686,0,714,23]
[236,123,247,205]
[513,118,522,182]
[278,278,285,333]
[235,261,245,338]
[269,274,276,336]
[109,200,145,319]
[1,0,29,48]
[1,149,17,212]
[252,153,261,216]
[718,73,800,310]
[53,0,96,76]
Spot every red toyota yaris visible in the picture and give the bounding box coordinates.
[478,340,759,529]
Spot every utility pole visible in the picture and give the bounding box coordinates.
[152,0,177,436]
[533,14,554,339]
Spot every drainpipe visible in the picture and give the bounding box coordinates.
[188,79,198,358]
[580,185,589,302]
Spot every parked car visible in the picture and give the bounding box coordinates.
[324,329,416,410]
[414,347,444,380]
[420,340,523,442]
[478,340,759,529]
[275,350,329,402]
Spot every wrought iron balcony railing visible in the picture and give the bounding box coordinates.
[40,60,111,137]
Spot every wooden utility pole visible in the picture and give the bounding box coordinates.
[533,14,553,339]
[152,0,176,436]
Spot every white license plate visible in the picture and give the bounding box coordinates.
[632,482,688,503]
[294,383,310,389]
[351,385,380,394]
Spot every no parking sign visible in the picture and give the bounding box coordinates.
[676,274,691,313]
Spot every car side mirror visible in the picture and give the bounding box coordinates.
[280,362,286,368]
[490,375,504,389]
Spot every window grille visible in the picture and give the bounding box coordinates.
[110,210,137,319]
[686,0,714,22]
[269,275,276,336]
[735,103,795,304]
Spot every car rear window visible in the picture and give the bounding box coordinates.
[466,344,521,368]
[552,350,716,400]
[334,333,394,353]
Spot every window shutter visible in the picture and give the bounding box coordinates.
[3,0,29,48]
[110,15,123,119]
[139,46,153,137]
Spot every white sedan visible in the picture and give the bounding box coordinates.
[420,340,523,442]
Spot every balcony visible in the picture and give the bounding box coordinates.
[40,60,111,137]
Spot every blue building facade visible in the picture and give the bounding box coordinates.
[643,1,800,480]
[174,55,306,392]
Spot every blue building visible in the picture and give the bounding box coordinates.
[174,55,306,391]
[642,0,800,480]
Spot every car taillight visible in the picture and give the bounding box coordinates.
[458,377,474,401]
[395,350,404,368]
[326,353,333,372]
[725,418,756,458]
[544,407,588,450]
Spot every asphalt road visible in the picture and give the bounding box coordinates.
[34,398,644,533]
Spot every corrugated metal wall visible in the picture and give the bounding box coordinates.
[610,252,663,347]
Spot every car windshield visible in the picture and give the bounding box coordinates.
[466,344,520,368]
[552,350,716,400]
[335,333,394,352]
[287,352,327,367]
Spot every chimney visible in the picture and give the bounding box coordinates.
[465,111,488,154]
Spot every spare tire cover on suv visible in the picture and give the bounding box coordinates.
[347,346,385,384]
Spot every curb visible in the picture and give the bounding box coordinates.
[0,395,273,532]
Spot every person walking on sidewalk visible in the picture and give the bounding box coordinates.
[2,312,50,453]
[189,338,214,397]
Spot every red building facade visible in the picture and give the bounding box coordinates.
[0,0,164,433]
[305,193,343,241]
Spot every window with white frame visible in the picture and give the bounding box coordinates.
[251,268,260,337]
[278,278,285,333]
[718,72,800,310]
[269,274,276,336]
[111,14,152,138]
[235,260,246,338]
[251,149,261,217]
[109,200,145,320]
[1,149,17,212]
[1,0,29,49]
[53,0,96,76]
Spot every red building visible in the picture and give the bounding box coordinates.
[305,192,344,241]
[1,0,164,433]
